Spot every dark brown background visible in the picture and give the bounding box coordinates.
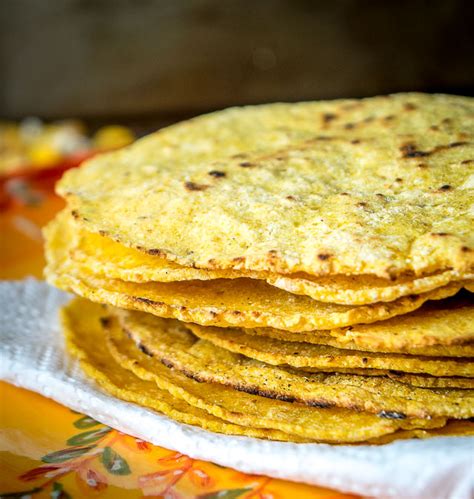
[1,0,473,127]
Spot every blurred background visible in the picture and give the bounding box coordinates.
[0,0,473,272]
[2,0,474,124]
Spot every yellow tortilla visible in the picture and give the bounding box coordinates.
[293,367,474,389]
[50,268,464,332]
[56,209,471,305]
[114,306,474,419]
[63,298,446,443]
[251,293,474,352]
[187,323,473,377]
[59,93,474,279]
[264,271,472,305]
[366,420,474,445]
[44,217,464,332]
[385,372,474,389]
[61,300,305,442]
[249,328,474,357]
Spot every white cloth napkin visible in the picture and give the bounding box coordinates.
[0,279,472,499]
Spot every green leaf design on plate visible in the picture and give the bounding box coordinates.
[51,481,71,499]
[101,446,131,475]
[66,427,111,446]
[42,445,96,464]
[73,415,102,429]
[198,487,253,499]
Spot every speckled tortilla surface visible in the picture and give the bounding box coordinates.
[112,305,474,419]
[187,322,474,377]
[44,212,465,332]
[63,297,452,443]
[58,93,474,278]
[51,209,472,305]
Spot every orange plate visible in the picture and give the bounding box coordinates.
[0,161,356,498]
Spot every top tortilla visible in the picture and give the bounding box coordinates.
[58,93,474,278]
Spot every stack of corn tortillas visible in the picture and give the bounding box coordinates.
[44,92,474,445]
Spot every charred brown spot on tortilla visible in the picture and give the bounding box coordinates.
[461,159,474,164]
[439,184,452,191]
[322,112,337,124]
[417,162,428,168]
[400,142,430,158]
[232,256,245,263]
[99,317,111,328]
[304,135,336,144]
[378,411,407,420]
[133,296,164,307]
[71,209,80,219]
[430,125,440,131]
[234,385,297,403]
[184,181,210,191]
[402,140,469,159]
[309,400,334,409]
[208,170,226,178]
[403,102,417,111]
[231,153,248,159]
[317,253,332,261]
[236,385,335,408]
[286,195,296,201]
[160,357,184,373]
[357,201,368,208]
[138,343,154,357]
[344,123,355,130]
[461,246,472,252]
[395,178,403,183]
[239,161,256,168]
[145,248,166,257]
[383,115,395,121]
[350,139,361,145]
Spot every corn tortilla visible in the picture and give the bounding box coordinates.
[252,293,474,352]
[63,298,446,443]
[187,323,474,377]
[55,209,471,305]
[44,219,464,332]
[365,420,474,445]
[294,367,474,389]
[61,300,306,441]
[114,307,474,419]
[59,93,474,279]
